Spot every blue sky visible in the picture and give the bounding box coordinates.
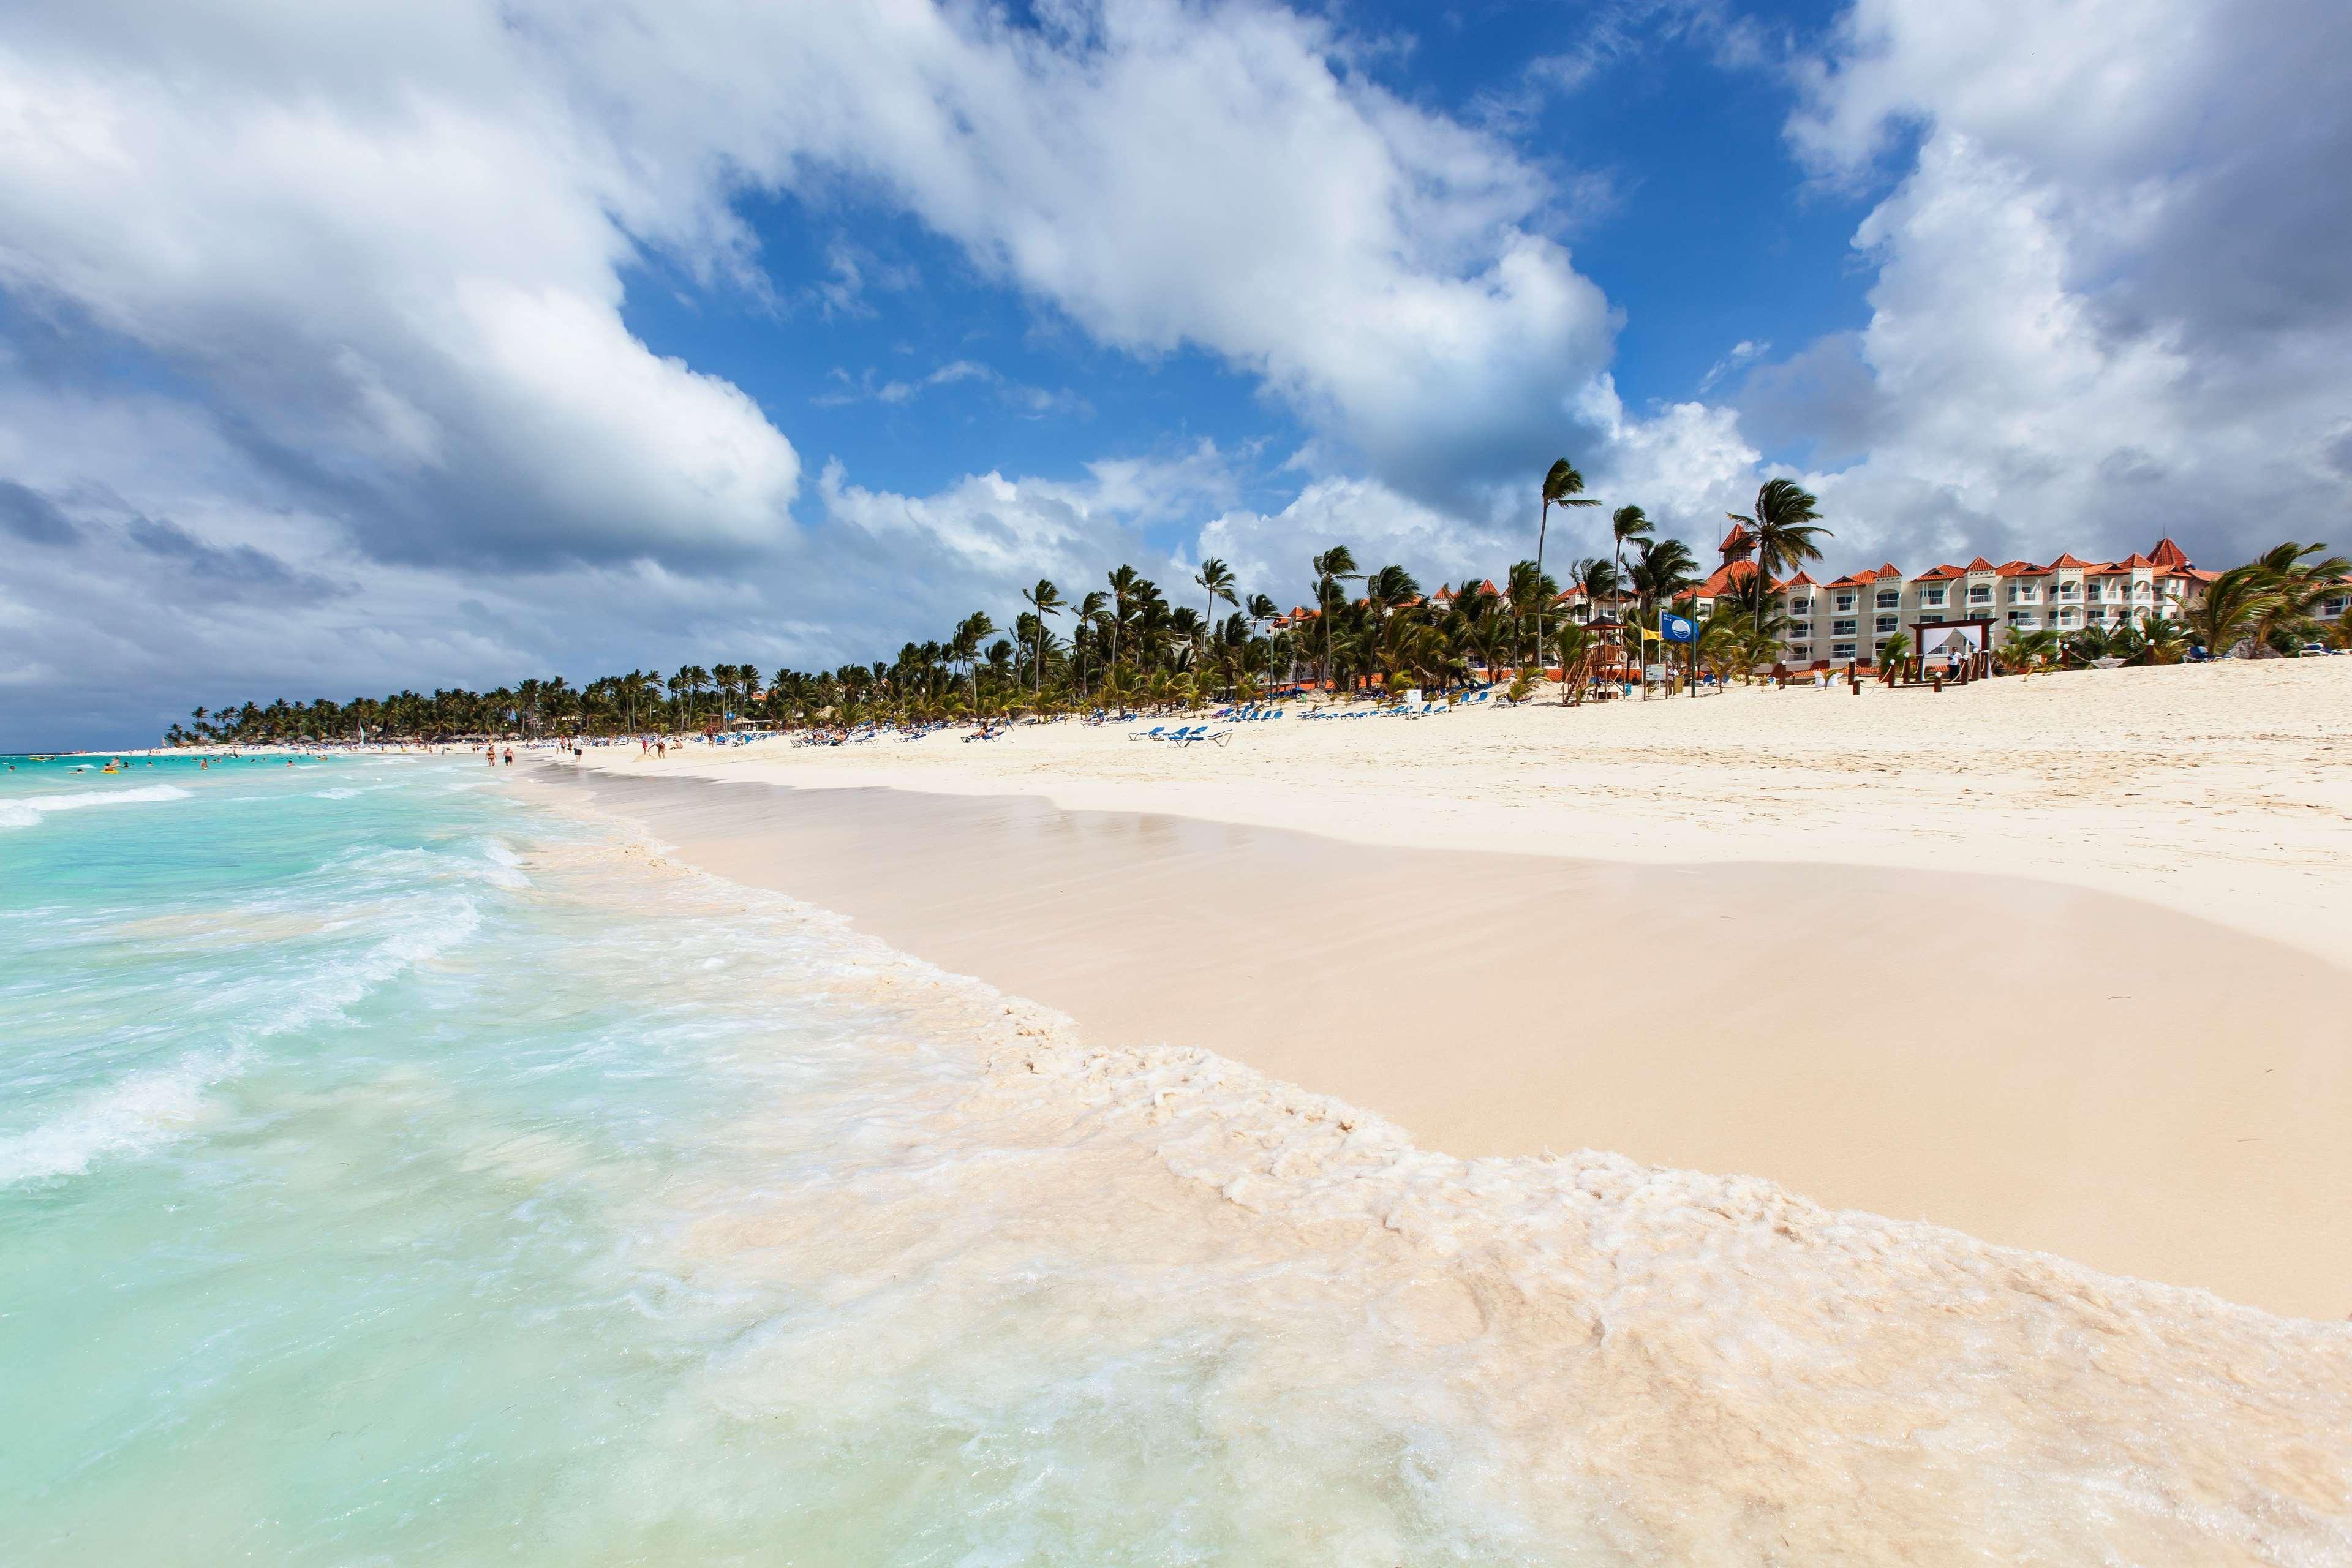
[3,0,2348,745]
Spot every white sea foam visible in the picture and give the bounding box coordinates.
[0,1049,243,1184]
[564,842,2352,1564]
[0,783,190,829]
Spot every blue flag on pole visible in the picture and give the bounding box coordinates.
[1659,612,1696,644]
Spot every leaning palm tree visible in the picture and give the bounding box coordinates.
[1535,459,1600,673]
[1021,578,1063,695]
[2247,541,2351,654]
[1311,546,1361,698]
[1724,479,1831,647]
[2185,562,2277,658]
[1193,557,1238,654]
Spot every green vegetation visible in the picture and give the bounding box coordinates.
[162,464,2348,745]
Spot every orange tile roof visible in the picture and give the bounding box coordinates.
[1964,556,1999,572]
[2149,537,2190,568]
[2045,552,2095,570]
[1782,571,1820,589]
[1994,559,2049,576]
[1719,522,1751,554]
[1698,560,1781,597]
[1912,563,1964,581]
[1877,562,1903,578]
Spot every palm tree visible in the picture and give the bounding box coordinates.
[1630,537,1696,616]
[1610,505,1653,610]
[1724,479,1831,646]
[2065,622,2117,667]
[2126,612,2189,666]
[1996,628,2062,675]
[1022,578,1063,695]
[1193,558,1238,655]
[1311,546,1361,696]
[1074,590,1109,699]
[2247,541,2351,654]
[1105,565,1141,674]
[1504,559,1553,671]
[1365,564,1421,611]
[1553,622,1593,704]
[2185,562,2277,658]
[951,611,995,710]
[1535,459,1600,678]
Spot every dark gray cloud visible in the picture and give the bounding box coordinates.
[0,481,79,545]
[124,514,350,600]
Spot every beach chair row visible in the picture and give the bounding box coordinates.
[1127,723,1232,747]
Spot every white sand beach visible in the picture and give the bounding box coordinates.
[533,659,2352,1318]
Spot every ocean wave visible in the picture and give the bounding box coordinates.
[0,1047,241,1184]
[0,783,190,830]
[2,887,486,1189]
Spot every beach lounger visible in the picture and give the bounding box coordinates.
[1129,725,1167,740]
[1172,726,1231,747]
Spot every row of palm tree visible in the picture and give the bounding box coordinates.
[162,459,2342,745]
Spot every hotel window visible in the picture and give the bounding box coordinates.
[1832,642,1857,660]
[2088,606,2106,621]
[2057,609,2075,625]
[1831,619,1858,636]
[2134,582,2152,598]
[1876,589,1899,608]
[2323,596,2346,616]
[2059,583,2079,598]
[1786,598,1812,616]
[1968,584,1991,603]
[1919,614,1945,626]
[1789,644,1810,659]
[1834,592,1856,612]
[1875,615,1897,633]
[1924,588,1946,606]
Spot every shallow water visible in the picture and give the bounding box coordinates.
[3,753,2348,1564]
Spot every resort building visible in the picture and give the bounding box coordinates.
[1692,535,2218,668]
[1261,535,2304,673]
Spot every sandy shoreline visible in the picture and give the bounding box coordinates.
[527,660,2352,1319]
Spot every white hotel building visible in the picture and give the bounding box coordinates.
[1690,534,2221,668]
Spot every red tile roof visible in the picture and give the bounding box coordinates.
[1877,562,1903,578]
[1912,563,1964,581]
[1964,556,1999,573]
[1719,522,1752,555]
[1698,560,1780,597]
[2149,537,2190,568]
[1994,559,2049,576]
[2045,552,2095,570]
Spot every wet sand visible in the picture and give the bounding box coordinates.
[543,766,2352,1321]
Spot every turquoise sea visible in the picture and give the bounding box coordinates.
[0,753,1595,1564]
[6,752,2349,1564]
